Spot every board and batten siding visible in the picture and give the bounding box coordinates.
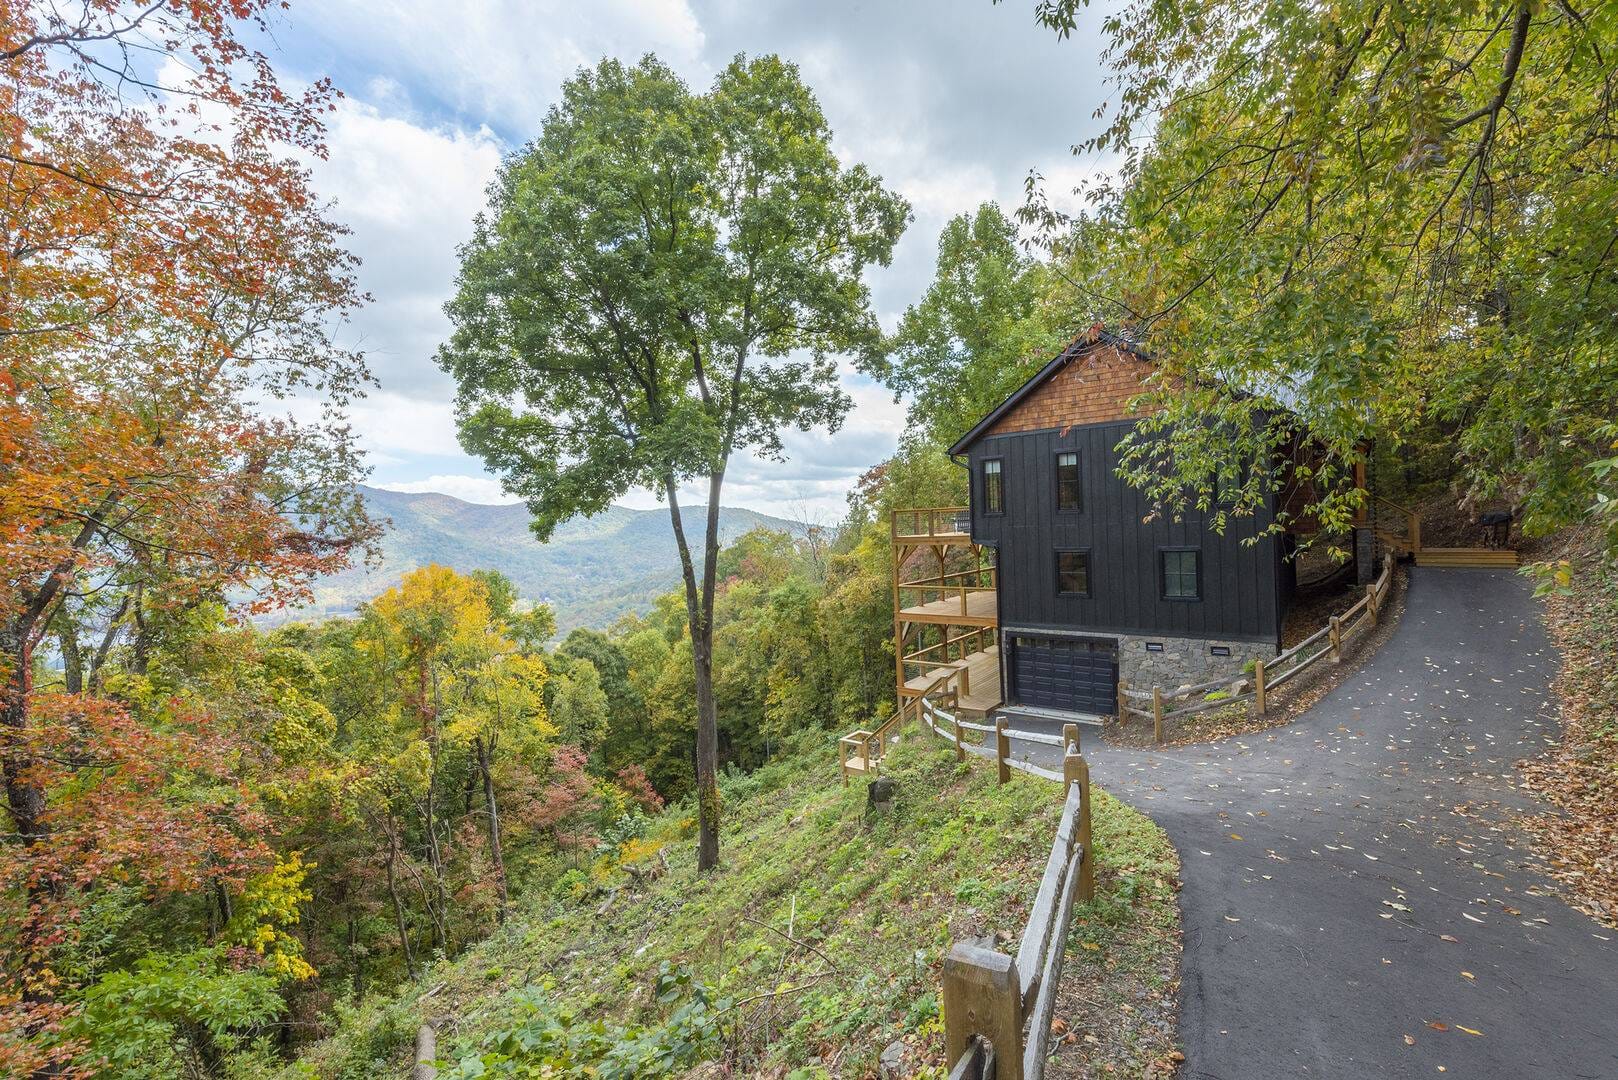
[968,420,1283,645]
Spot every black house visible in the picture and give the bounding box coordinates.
[945,332,1293,717]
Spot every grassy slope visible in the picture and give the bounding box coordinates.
[292,733,1180,1078]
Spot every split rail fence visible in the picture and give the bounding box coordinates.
[1117,555,1395,743]
[843,667,1099,1078]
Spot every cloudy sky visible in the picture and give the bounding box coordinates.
[255,1,1116,518]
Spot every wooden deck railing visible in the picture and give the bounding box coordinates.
[896,569,997,610]
[893,506,973,541]
[1118,555,1395,742]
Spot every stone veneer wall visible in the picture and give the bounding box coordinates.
[1115,633,1277,691]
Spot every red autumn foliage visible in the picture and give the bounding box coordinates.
[517,746,602,853]
[1,1,373,1064]
[616,764,666,814]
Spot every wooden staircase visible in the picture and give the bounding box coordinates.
[1414,547,1519,568]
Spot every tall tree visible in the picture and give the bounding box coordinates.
[438,55,908,869]
[868,202,1064,444]
[1020,0,1618,551]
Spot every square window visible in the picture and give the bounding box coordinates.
[982,459,1004,514]
[1056,549,1090,596]
[1161,549,1200,600]
[1056,451,1081,511]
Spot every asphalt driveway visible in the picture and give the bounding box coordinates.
[1005,567,1618,1078]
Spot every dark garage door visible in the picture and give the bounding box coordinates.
[1009,635,1117,714]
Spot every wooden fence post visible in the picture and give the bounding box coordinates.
[952,694,965,762]
[1329,615,1343,663]
[1366,583,1378,626]
[1116,678,1129,723]
[1064,748,1095,903]
[995,716,1010,785]
[1151,687,1164,745]
[1254,658,1267,716]
[942,944,1025,1080]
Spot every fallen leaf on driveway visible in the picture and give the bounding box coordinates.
[1404,1035,1416,1046]
[1440,934,1459,943]
[1460,971,1474,980]
[1456,1025,1484,1037]
[1428,1022,1449,1032]
[1462,912,1485,923]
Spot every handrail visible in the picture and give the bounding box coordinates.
[892,506,972,540]
[1371,494,1422,553]
[839,665,962,782]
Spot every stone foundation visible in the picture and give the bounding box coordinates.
[1115,633,1277,692]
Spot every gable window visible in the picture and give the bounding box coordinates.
[1056,549,1091,596]
[1055,451,1081,511]
[1161,548,1201,601]
[982,458,1004,515]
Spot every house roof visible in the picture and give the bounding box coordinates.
[945,325,1153,457]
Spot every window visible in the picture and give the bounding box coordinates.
[1161,548,1201,600]
[982,458,1004,515]
[1056,549,1090,596]
[1056,451,1081,511]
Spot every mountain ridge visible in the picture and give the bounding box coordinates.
[279,486,802,633]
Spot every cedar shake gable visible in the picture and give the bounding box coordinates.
[947,327,1154,456]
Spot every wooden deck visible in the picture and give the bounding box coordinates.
[904,647,1002,717]
[897,588,997,626]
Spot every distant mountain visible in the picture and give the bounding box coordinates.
[273,487,800,634]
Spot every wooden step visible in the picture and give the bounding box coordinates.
[1415,547,1519,568]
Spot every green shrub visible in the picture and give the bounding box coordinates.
[440,964,726,1078]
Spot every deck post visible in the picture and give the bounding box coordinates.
[1329,615,1343,663]
[1254,658,1267,715]
[1151,687,1164,745]
[995,717,1010,785]
[942,944,1024,1080]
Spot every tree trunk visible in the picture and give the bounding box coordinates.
[57,627,82,695]
[476,737,509,921]
[1,628,47,853]
[383,822,418,980]
[662,474,723,872]
[417,661,448,950]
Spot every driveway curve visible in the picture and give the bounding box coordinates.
[1005,567,1618,1079]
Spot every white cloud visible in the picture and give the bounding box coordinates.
[260,0,1124,524]
[283,0,706,133]
[375,474,521,504]
[313,96,505,396]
